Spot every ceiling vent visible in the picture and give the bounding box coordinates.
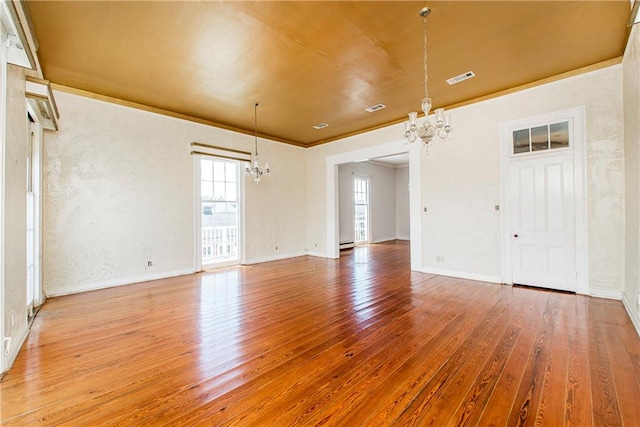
[313,123,329,130]
[365,103,386,113]
[446,71,476,85]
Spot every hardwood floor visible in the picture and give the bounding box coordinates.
[2,241,639,426]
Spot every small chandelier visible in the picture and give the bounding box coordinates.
[404,7,452,146]
[245,102,270,183]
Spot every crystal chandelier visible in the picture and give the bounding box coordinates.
[404,7,452,146]
[245,102,270,183]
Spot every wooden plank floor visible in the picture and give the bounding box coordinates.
[1,240,640,426]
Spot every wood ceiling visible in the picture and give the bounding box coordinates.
[26,1,631,148]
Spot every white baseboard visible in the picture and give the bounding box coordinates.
[372,237,396,244]
[396,236,410,241]
[622,292,640,338]
[306,251,329,258]
[589,288,622,300]
[2,324,29,374]
[45,268,195,297]
[420,266,502,284]
[244,251,308,265]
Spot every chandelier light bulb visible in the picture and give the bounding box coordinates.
[435,108,444,127]
[421,97,432,115]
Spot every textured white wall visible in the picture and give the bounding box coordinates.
[338,162,397,244]
[624,24,640,328]
[43,91,306,295]
[3,64,29,365]
[307,65,625,293]
[242,137,307,263]
[395,166,410,240]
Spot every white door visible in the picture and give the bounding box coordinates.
[509,153,576,291]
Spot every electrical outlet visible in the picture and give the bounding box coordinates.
[436,256,444,262]
[4,337,11,356]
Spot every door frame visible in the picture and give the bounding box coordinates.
[499,106,589,294]
[326,138,423,271]
[25,108,44,309]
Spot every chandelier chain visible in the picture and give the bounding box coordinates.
[254,102,259,156]
[423,15,429,100]
[245,101,270,183]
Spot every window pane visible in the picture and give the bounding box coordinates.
[213,160,225,181]
[513,129,530,154]
[226,163,236,182]
[226,183,237,201]
[550,121,569,149]
[201,159,213,180]
[213,202,227,214]
[214,182,225,200]
[531,125,549,151]
[202,202,214,227]
[202,182,214,200]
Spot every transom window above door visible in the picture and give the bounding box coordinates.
[512,121,570,155]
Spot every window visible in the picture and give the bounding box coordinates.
[354,176,370,244]
[512,121,569,155]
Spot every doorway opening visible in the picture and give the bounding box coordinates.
[200,157,241,268]
[327,140,421,271]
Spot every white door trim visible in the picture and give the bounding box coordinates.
[325,138,423,271]
[499,106,589,294]
[0,19,7,374]
[193,157,245,271]
[193,155,202,273]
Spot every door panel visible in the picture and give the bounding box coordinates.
[510,154,576,291]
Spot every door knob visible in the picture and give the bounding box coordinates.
[513,234,519,238]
